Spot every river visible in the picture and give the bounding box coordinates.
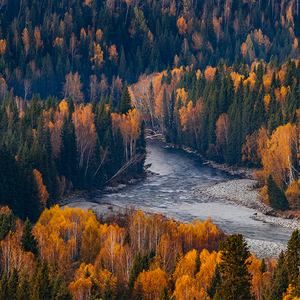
[84,140,292,246]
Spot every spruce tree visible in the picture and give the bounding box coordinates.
[128,252,143,294]
[119,86,132,114]
[286,229,300,285]
[17,270,30,300]
[267,175,289,211]
[8,267,19,300]
[102,278,114,300]
[271,251,289,300]
[0,272,9,300]
[159,285,170,300]
[207,265,221,299]
[217,234,254,300]
[21,218,39,257]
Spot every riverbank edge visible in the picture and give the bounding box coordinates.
[59,169,155,207]
[146,134,255,179]
[147,135,300,232]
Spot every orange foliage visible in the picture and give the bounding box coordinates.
[33,169,49,212]
[248,255,271,299]
[177,17,187,35]
[108,44,118,65]
[215,113,229,150]
[111,109,140,160]
[254,123,298,188]
[22,28,30,57]
[34,27,43,54]
[90,43,104,69]
[285,180,300,208]
[1,226,35,276]
[134,268,169,299]
[204,67,216,81]
[0,39,6,55]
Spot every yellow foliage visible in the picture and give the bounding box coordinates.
[59,99,68,113]
[134,268,169,300]
[176,88,188,105]
[177,17,187,35]
[90,43,104,68]
[0,39,6,55]
[285,180,300,208]
[283,284,295,300]
[33,169,49,212]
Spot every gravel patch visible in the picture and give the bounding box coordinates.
[245,238,286,259]
[195,178,300,231]
[194,179,271,213]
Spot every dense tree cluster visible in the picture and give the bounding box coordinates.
[0,87,146,222]
[10,205,300,300]
[131,58,300,210]
[4,205,300,300]
[0,0,299,100]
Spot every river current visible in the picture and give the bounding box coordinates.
[95,140,293,244]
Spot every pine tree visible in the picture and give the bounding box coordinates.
[7,268,19,300]
[271,251,289,300]
[286,229,300,285]
[21,218,39,257]
[217,234,254,300]
[0,272,9,300]
[159,285,170,300]
[128,252,143,294]
[207,265,221,299]
[55,282,73,300]
[17,270,30,300]
[194,251,201,277]
[31,259,51,300]
[102,278,113,300]
[267,175,289,211]
[119,86,132,114]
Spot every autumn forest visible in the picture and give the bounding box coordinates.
[2,0,300,298]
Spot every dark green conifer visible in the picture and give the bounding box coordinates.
[7,268,18,300]
[102,278,114,300]
[207,265,221,299]
[267,175,289,211]
[217,234,254,300]
[286,229,300,285]
[271,251,289,299]
[159,285,170,300]
[0,272,9,300]
[21,218,39,257]
[17,270,30,300]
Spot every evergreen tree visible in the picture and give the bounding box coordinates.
[102,278,113,300]
[118,86,132,114]
[194,252,201,277]
[31,259,51,300]
[8,268,19,300]
[128,252,144,294]
[159,285,170,300]
[0,272,9,300]
[271,251,289,300]
[21,218,39,257]
[267,175,289,211]
[286,229,300,285]
[207,265,221,299]
[217,234,254,300]
[17,270,30,300]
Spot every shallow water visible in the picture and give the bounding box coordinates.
[95,140,293,244]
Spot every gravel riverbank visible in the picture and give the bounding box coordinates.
[194,178,300,257]
[246,238,286,259]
